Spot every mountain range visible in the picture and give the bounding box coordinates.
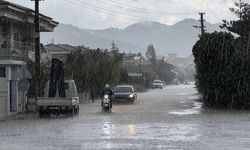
[41,18,221,56]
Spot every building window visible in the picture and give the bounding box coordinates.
[0,67,6,78]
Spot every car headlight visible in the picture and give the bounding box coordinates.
[129,94,133,98]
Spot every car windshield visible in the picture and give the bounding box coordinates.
[154,81,162,84]
[114,87,133,93]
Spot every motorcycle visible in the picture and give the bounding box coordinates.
[102,94,112,112]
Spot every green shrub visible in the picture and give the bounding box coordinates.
[193,32,250,109]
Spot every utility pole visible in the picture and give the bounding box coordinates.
[199,12,205,35]
[193,12,206,37]
[31,0,43,96]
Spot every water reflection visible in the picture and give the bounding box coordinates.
[100,122,201,147]
[128,124,135,136]
[103,122,112,136]
[102,122,113,149]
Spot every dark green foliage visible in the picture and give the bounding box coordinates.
[26,59,51,98]
[157,58,176,84]
[193,32,250,109]
[221,0,250,39]
[193,1,250,109]
[146,44,158,78]
[119,69,129,83]
[64,47,122,99]
[221,0,250,49]
[145,44,175,82]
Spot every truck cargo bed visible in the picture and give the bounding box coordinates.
[37,97,79,106]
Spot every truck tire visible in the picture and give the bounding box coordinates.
[39,110,46,118]
[130,99,135,104]
[68,108,75,117]
[74,106,79,115]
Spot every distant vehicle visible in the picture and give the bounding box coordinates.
[152,80,164,89]
[172,78,180,85]
[183,81,189,85]
[37,80,79,117]
[114,85,137,103]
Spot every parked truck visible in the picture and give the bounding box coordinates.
[37,80,79,117]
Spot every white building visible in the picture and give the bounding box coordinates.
[0,1,58,118]
[0,0,58,59]
[0,60,24,118]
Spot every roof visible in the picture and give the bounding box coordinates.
[153,80,162,82]
[0,60,25,66]
[44,44,76,53]
[0,0,59,32]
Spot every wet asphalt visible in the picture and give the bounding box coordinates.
[1,84,250,150]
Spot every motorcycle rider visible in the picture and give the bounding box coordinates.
[101,84,114,108]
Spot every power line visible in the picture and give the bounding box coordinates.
[52,0,198,26]
[44,1,102,23]
[64,0,163,22]
[103,0,197,15]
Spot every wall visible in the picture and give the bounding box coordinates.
[0,79,8,119]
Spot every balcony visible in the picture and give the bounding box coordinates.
[0,40,35,60]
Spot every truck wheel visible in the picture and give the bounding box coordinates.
[130,99,135,104]
[75,106,79,115]
[68,108,75,117]
[39,110,45,118]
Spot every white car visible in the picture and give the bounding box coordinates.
[152,80,164,89]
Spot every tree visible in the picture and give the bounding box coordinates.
[64,47,123,100]
[146,44,158,78]
[193,32,241,109]
[110,41,119,53]
[221,0,250,45]
[157,58,176,84]
[136,52,142,57]
[26,59,51,98]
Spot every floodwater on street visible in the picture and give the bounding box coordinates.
[1,84,250,150]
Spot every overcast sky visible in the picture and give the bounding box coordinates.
[9,0,247,29]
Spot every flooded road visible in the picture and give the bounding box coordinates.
[1,84,250,149]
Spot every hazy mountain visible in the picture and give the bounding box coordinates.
[41,18,221,56]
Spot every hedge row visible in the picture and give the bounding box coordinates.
[193,32,250,109]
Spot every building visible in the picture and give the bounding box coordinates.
[0,0,58,59]
[0,60,24,118]
[122,52,147,66]
[44,44,76,60]
[0,1,58,118]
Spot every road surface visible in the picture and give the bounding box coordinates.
[1,84,250,150]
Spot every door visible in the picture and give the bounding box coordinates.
[9,81,17,112]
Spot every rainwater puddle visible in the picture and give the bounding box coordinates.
[177,92,190,96]
[169,101,202,115]
[99,122,201,144]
